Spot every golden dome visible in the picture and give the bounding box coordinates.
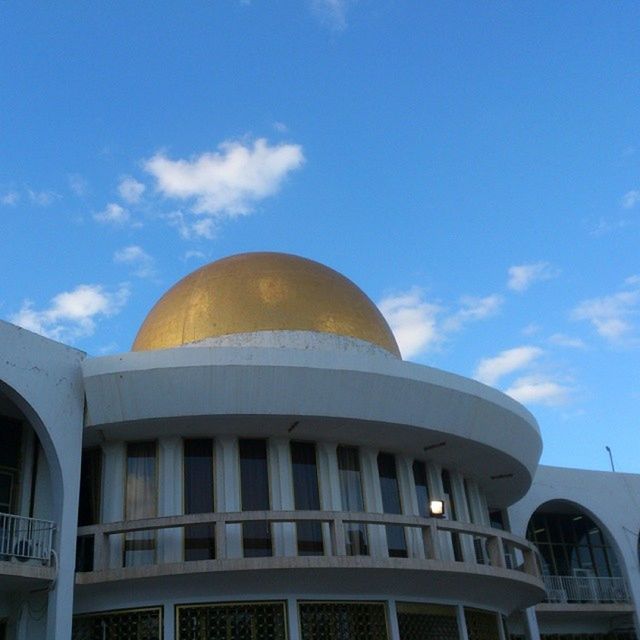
[132,252,401,356]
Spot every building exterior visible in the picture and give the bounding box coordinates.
[0,252,637,640]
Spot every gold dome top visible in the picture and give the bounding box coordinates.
[132,252,401,356]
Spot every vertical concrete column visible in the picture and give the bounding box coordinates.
[101,441,125,568]
[450,471,475,562]
[465,479,490,526]
[158,436,183,563]
[360,447,387,558]
[269,437,296,556]
[216,436,241,558]
[287,597,301,640]
[317,441,340,553]
[387,600,401,640]
[397,455,424,558]
[427,462,454,561]
[456,605,470,640]
[18,429,35,516]
[523,607,541,640]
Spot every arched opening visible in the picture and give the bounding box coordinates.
[526,500,629,604]
[0,385,57,564]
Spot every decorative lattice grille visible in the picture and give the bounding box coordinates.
[72,607,162,640]
[176,602,287,640]
[298,601,388,640]
[397,603,459,640]
[465,608,500,640]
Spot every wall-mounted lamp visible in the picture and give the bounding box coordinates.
[429,500,446,518]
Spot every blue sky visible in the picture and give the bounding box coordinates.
[1,2,639,473]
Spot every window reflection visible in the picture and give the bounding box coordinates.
[239,439,272,557]
[337,446,368,556]
[291,441,323,555]
[124,442,157,567]
[377,452,407,558]
[184,439,215,561]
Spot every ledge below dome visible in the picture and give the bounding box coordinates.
[182,330,399,358]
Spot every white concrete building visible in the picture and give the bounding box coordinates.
[0,252,637,640]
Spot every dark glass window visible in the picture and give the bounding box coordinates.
[291,441,323,555]
[124,442,157,567]
[441,469,463,561]
[76,447,103,571]
[239,439,271,557]
[526,511,621,578]
[183,439,215,561]
[377,452,407,558]
[0,416,23,514]
[412,461,430,518]
[337,446,368,556]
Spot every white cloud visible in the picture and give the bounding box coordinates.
[1,191,19,206]
[621,189,640,209]
[548,333,586,349]
[28,190,59,206]
[444,294,503,331]
[378,288,442,359]
[118,176,146,204]
[94,202,130,225]
[504,374,571,406]
[113,245,155,278]
[144,138,304,218]
[10,284,129,342]
[474,346,543,386]
[273,121,288,133]
[521,323,541,336]
[507,262,558,292]
[183,250,207,262]
[69,174,88,197]
[572,280,640,344]
[312,0,350,30]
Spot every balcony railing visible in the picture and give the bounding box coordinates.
[76,510,541,581]
[543,574,630,604]
[0,512,55,564]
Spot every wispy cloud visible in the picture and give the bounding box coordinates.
[312,0,351,30]
[1,191,20,206]
[474,346,543,386]
[144,138,304,228]
[474,345,571,406]
[548,333,586,349]
[10,284,129,343]
[378,290,503,359]
[504,374,571,406]
[69,174,88,197]
[28,189,59,206]
[507,262,558,292]
[572,276,640,345]
[113,245,156,278]
[621,189,640,209]
[378,288,442,359]
[118,176,146,204]
[93,202,131,225]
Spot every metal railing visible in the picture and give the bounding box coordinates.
[76,510,541,581]
[543,574,630,603]
[0,512,55,564]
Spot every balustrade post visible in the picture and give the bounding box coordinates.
[93,531,109,571]
[423,522,440,560]
[331,517,347,556]
[486,535,505,569]
[215,518,226,560]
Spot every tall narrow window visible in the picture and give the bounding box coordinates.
[441,469,463,561]
[337,445,368,556]
[413,460,430,518]
[76,447,103,571]
[124,442,157,567]
[378,452,407,557]
[239,439,271,557]
[291,441,323,555]
[0,417,23,514]
[184,439,215,561]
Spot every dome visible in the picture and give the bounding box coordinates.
[132,252,401,356]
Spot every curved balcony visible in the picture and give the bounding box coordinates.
[0,512,56,587]
[76,510,545,613]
